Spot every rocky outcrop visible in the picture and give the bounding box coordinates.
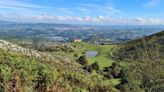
[0,39,71,63]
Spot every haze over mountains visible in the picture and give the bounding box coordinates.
[0,20,164,44]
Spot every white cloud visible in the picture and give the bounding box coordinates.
[0,14,164,25]
[133,17,164,24]
[143,0,161,7]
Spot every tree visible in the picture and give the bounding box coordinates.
[112,66,121,78]
[77,55,88,66]
[83,65,93,73]
[112,62,120,68]
[91,62,99,70]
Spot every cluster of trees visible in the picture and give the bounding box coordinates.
[77,55,99,73]
[83,62,99,73]
[103,62,122,79]
[76,55,122,80]
[116,60,164,92]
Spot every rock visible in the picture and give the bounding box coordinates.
[0,39,71,64]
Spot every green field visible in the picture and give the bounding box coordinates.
[72,42,116,69]
[37,42,121,86]
[71,42,121,86]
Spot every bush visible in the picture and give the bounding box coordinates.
[91,62,99,70]
[112,62,120,68]
[103,66,112,72]
[77,56,88,66]
[83,65,93,73]
[111,66,121,78]
[104,73,113,79]
[111,62,121,78]
[103,62,121,78]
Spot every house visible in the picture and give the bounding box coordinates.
[74,39,82,42]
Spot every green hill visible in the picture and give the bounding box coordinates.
[111,31,164,92]
[0,40,119,92]
[113,31,164,61]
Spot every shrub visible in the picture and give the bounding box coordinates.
[83,65,93,73]
[77,56,88,66]
[104,73,113,79]
[111,66,121,78]
[91,62,99,70]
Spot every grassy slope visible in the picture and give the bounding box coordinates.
[125,30,164,45]
[111,31,164,91]
[72,42,115,69]
[0,41,120,92]
[72,42,121,85]
[113,30,164,61]
[0,48,58,91]
[9,39,122,87]
[50,42,121,86]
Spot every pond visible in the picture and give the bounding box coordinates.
[85,51,99,57]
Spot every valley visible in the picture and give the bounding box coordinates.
[0,0,164,91]
[0,22,163,92]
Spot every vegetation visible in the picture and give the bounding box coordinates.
[0,30,164,92]
[0,42,119,92]
[113,31,164,61]
[112,31,164,92]
[72,42,115,69]
[0,49,57,92]
[77,55,88,66]
[91,62,99,70]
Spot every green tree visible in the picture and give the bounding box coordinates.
[111,62,121,78]
[83,65,93,73]
[77,56,88,66]
[91,61,99,70]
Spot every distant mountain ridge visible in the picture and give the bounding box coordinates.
[0,20,13,24]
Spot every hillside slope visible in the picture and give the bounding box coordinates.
[111,31,164,92]
[113,31,164,61]
[0,39,71,64]
[0,39,118,92]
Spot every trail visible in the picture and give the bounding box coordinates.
[110,45,117,57]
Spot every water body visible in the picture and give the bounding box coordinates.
[85,51,99,57]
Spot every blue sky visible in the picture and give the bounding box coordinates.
[0,0,164,25]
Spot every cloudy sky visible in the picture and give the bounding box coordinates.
[0,0,164,25]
